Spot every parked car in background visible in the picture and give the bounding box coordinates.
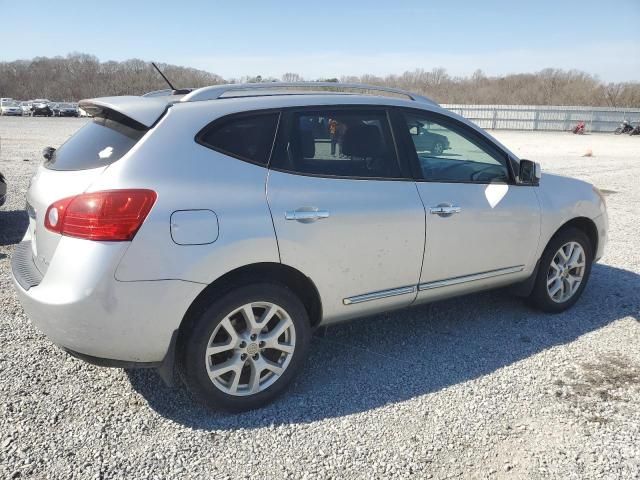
[20,102,33,116]
[408,120,452,154]
[0,99,23,116]
[11,82,609,412]
[0,172,6,207]
[30,102,53,117]
[52,102,79,117]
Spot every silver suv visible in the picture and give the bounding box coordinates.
[12,83,608,411]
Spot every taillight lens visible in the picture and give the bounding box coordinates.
[44,189,157,241]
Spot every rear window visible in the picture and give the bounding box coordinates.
[45,116,147,171]
[196,112,279,166]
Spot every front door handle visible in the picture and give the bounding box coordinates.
[429,204,461,217]
[285,208,330,223]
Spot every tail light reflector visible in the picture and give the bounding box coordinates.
[44,189,157,241]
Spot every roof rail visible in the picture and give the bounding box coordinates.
[178,82,438,106]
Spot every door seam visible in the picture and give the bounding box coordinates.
[412,180,428,305]
[264,169,282,262]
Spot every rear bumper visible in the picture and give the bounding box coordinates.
[63,347,163,369]
[11,237,205,363]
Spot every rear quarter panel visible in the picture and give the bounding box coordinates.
[88,104,280,284]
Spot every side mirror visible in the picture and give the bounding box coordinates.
[518,159,541,186]
[42,146,56,161]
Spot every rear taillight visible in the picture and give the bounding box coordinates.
[44,189,157,241]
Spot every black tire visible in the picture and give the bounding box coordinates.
[432,142,444,155]
[178,283,311,411]
[528,227,593,313]
[614,127,623,135]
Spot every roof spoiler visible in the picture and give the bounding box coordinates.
[78,96,171,128]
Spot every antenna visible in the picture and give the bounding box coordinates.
[151,62,176,90]
[150,62,191,95]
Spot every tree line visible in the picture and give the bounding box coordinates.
[1,53,638,108]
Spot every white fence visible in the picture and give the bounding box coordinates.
[441,104,640,132]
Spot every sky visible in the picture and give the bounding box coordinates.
[0,0,638,82]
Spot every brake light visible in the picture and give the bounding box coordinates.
[44,189,157,241]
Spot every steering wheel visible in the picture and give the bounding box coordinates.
[365,157,376,171]
[470,166,497,182]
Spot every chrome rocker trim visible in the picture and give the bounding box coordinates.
[418,265,524,291]
[343,286,417,305]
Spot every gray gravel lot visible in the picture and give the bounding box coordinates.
[1,117,639,479]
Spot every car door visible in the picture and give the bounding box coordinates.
[267,107,426,324]
[393,108,541,303]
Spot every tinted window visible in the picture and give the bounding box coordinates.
[45,117,146,171]
[198,113,279,166]
[403,112,509,183]
[272,109,401,178]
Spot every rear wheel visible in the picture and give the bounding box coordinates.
[431,141,444,155]
[178,283,311,411]
[614,127,623,135]
[528,227,593,312]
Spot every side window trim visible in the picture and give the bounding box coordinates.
[269,105,412,182]
[393,107,516,184]
[195,109,282,168]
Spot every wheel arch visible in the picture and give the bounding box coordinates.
[550,216,598,259]
[178,262,323,340]
[511,216,598,298]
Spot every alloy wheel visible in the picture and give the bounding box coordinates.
[546,241,586,303]
[204,302,296,396]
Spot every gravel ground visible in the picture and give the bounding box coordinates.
[0,117,639,479]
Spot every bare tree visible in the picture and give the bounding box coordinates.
[281,72,303,82]
[0,53,224,101]
[1,54,639,107]
[604,83,623,107]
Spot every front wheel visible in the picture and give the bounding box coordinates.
[178,283,311,411]
[528,227,593,313]
[614,127,623,135]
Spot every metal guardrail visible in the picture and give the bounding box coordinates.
[442,104,640,132]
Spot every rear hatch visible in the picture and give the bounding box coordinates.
[26,105,152,274]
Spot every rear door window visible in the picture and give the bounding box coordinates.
[45,116,147,171]
[197,112,280,166]
[271,109,401,179]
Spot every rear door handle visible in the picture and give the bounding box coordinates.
[429,204,461,217]
[285,209,330,223]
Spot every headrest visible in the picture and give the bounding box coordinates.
[298,128,316,158]
[341,124,383,158]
